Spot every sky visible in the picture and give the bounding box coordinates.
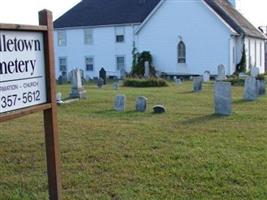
[0,0,266,28]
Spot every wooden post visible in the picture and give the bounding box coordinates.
[39,10,62,200]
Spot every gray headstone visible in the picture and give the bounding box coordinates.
[203,71,210,82]
[256,80,266,96]
[217,64,226,81]
[214,82,232,116]
[244,76,257,101]
[193,76,203,92]
[69,68,87,99]
[136,96,148,112]
[251,67,260,78]
[153,105,166,113]
[144,61,150,78]
[174,76,182,85]
[114,95,126,112]
[112,82,119,90]
[97,78,104,88]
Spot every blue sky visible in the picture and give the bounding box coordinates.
[0,0,266,28]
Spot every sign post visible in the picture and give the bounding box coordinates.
[0,10,62,200]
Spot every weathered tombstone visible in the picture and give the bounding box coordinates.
[97,78,104,88]
[203,71,210,82]
[214,82,232,116]
[112,82,119,90]
[114,95,126,112]
[99,67,107,84]
[144,61,150,78]
[256,80,266,96]
[217,64,226,81]
[56,92,64,105]
[174,76,182,85]
[193,76,203,92]
[244,76,257,101]
[136,96,148,112]
[153,105,166,113]
[69,68,87,99]
[251,67,260,77]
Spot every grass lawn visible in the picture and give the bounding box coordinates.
[0,81,267,200]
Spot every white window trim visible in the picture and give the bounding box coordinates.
[84,29,93,45]
[59,57,67,72]
[58,31,67,47]
[116,55,126,70]
[115,27,125,43]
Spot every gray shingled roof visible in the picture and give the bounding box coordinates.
[204,0,265,39]
[54,0,265,39]
[54,0,161,28]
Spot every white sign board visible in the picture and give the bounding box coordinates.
[0,31,47,113]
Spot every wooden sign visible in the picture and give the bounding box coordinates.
[0,10,61,200]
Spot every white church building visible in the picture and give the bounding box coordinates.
[53,0,266,80]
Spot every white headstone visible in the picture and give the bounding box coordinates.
[56,92,64,104]
[217,64,226,81]
[251,67,260,77]
[203,71,210,82]
[69,68,87,99]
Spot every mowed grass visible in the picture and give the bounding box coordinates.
[0,81,267,200]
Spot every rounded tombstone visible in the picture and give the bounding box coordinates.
[136,96,148,112]
[153,105,166,114]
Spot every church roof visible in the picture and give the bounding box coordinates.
[54,0,265,39]
[204,0,265,39]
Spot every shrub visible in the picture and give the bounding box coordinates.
[256,74,265,80]
[227,75,245,86]
[123,78,168,87]
[131,51,156,77]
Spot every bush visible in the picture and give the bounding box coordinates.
[123,78,168,87]
[256,74,265,81]
[227,75,245,86]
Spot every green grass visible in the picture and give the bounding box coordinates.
[0,81,267,200]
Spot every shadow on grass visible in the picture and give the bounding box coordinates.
[178,91,195,94]
[232,99,247,104]
[179,114,227,125]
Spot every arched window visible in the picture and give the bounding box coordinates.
[178,41,186,63]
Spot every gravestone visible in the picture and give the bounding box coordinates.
[174,76,182,85]
[114,95,126,112]
[99,68,107,84]
[214,82,232,116]
[112,82,119,90]
[69,68,87,99]
[251,67,259,77]
[56,92,64,105]
[153,105,166,113]
[217,64,226,81]
[136,96,148,112]
[144,61,150,78]
[203,71,210,82]
[97,78,104,88]
[193,76,203,92]
[244,76,257,101]
[256,80,266,96]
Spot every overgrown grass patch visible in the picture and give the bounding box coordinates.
[0,81,267,199]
